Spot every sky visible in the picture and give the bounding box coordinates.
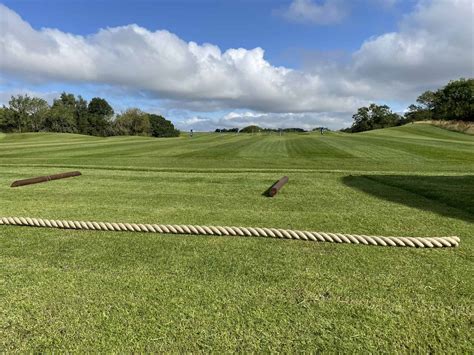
[0,0,473,131]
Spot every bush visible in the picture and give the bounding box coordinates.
[114,108,150,136]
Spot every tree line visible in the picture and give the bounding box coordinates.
[215,126,322,133]
[344,78,473,133]
[2,78,470,136]
[0,92,180,137]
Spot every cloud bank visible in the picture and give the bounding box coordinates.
[0,0,472,130]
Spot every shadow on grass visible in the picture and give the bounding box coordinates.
[262,179,280,197]
[342,175,474,223]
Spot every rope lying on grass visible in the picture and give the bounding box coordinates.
[0,216,460,248]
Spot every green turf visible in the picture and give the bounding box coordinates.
[0,124,473,352]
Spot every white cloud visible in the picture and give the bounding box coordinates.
[0,0,472,130]
[353,0,474,86]
[374,0,399,7]
[276,0,399,25]
[277,0,348,25]
[0,4,365,114]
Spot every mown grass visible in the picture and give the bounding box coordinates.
[0,124,473,352]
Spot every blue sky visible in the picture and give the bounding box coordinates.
[0,0,472,130]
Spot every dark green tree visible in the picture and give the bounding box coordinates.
[42,93,78,133]
[148,114,180,137]
[43,103,77,133]
[405,78,473,122]
[88,97,114,117]
[350,104,401,133]
[404,90,436,122]
[75,96,90,135]
[417,90,437,110]
[215,128,239,133]
[56,92,76,108]
[87,97,114,136]
[239,125,262,133]
[433,78,474,121]
[0,106,14,132]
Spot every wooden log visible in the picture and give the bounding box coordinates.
[11,171,82,188]
[268,176,289,197]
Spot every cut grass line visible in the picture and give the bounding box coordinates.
[0,163,472,176]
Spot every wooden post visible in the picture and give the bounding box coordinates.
[11,171,82,187]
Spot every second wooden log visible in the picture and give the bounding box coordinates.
[268,176,289,197]
[11,171,82,188]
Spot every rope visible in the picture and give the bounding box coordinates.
[0,216,460,248]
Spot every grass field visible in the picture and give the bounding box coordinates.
[0,123,473,352]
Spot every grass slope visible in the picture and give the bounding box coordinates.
[0,124,473,352]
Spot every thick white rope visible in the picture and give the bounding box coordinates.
[0,216,460,248]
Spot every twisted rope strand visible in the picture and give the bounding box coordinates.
[0,217,460,248]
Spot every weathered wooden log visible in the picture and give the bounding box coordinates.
[268,176,289,197]
[11,171,82,188]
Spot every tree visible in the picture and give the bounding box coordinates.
[29,97,50,132]
[405,78,474,122]
[282,127,306,133]
[351,107,371,132]
[417,90,436,110]
[43,103,77,133]
[88,97,114,117]
[3,95,50,132]
[87,97,114,136]
[405,104,431,122]
[0,106,14,132]
[40,93,78,133]
[350,104,401,133]
[75,96,90,135]
[239,125,262,133]
[404,90,436,122]
[149,114,180,137]
[8,94,34,132]
[114,108,151,136]
[215,128,239,133]
[433,78,474,121]
[56,92,76,108]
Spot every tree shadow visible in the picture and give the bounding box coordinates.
[342,175,474,223]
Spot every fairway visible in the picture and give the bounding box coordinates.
[0,124,473,352]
